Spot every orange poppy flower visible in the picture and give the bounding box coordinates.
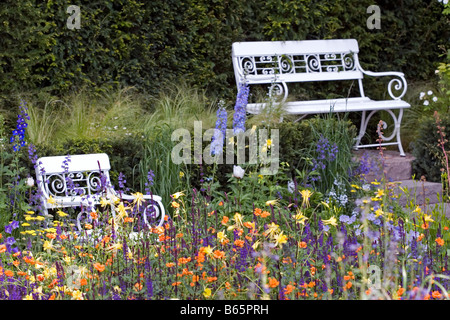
[93,262,105,272]
[397,287,405,297]
[260,211,271,218]
[284,284,294,295]
[0,244,6,254]
[298,241,307,248]
[4,270,14,277]
[234,239,245,248]
[435,237,445,246]
[134,282,143,291]
[46,233,56,239]
[432,291,442,299]
[213,250,225,259]
[268,277,279,288]
[221,216,229,225]
[90,211,98,220]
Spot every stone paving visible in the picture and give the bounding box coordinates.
[352,149,450,218]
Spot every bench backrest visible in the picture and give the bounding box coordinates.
[232,39,363,87]
[36,153,112,202]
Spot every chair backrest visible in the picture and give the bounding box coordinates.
[36,153,111,200]
[232,39,363,86]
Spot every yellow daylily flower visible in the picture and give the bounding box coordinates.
[100,197,110,208]
[300,190,313,208]
[265,199,279,207]
[47,196,57,205]
[264,222,280,238]
[217,231,227,243]
[422,214,434,223]
[171,191,185,199]
[274,231,288,247]
[202,245,214,256]
[132,192,144,210]
[322,216,337,227]
[233,212,244,228]
[293,209,309,225]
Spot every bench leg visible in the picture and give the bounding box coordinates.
[354,110,368,151]
[354,109,406,157]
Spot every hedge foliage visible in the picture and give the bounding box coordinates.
[0,0,449,99]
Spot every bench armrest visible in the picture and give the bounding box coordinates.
[359,68,407,100]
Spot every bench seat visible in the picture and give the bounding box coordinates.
[246,97,411,115]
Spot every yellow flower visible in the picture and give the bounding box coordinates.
[106,242,123,253]
[233,212,244,228]
[71,289,83,300]
[412,206,422,214]
[202,245,213,256]
[322,216,337,227]
[115,202,129,218]
[43,240,55,253]
[203,287,212,298]
[252,240,261,251]
[264,222,280,238]
[375,189,384,198]
[274,231,288,247]
[21,223,31,227]
[266,139,273,148]
[179,171,185,178]
[265,199,279,207]
[26,211,35,215]
[47,196,57,205]
[100,197,110,208]
[217,231,227,243]
[293,209,308,225]
[57,210,68,217]
[172,191,185,199]
[374,208,384,217]
[300,190,313,208]
[422,214,434,223]
[132,192,144,210]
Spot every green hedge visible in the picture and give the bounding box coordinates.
[0,0,448,99]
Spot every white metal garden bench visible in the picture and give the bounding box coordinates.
[35,153,165,232]
[231,39,410,156]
